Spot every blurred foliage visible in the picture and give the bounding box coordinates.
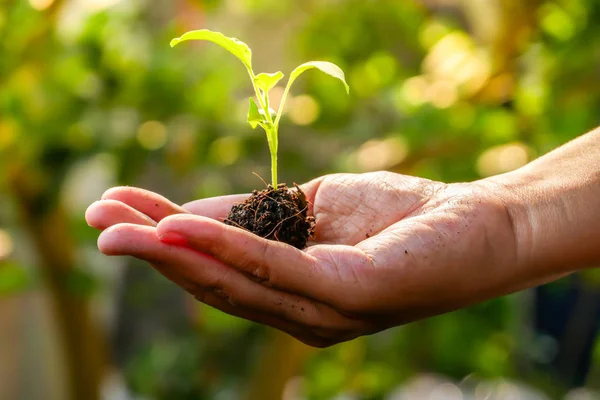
[0,261,33,295]
[1,0,600,399]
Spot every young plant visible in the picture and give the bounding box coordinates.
[170,29,349,249]
[170,29,349,188]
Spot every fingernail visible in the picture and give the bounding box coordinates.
[159,232,188,247]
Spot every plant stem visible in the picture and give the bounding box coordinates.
[274,80,292,129]
[247,69,278,187]
[247,70,265,109]
[268,126,278,187]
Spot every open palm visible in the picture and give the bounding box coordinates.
[87,172,530,347]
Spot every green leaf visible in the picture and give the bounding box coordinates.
[247,98,262,129]
[254,72,284,93]
[170,29,253,71]
[289,61,350,94]
[274,61,349,128]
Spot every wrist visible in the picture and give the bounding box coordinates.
[481,137,600,275]
[478,171,538,274]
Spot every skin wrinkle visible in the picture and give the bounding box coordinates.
[314,246,347,287]
[204,266,239,305]
[525,178,575,268]
[306,246,370,313]
[403,180,447,217]
[480,206,518,283]
[313,173,441,246]
[476,179,528,271]
[429,211,459,244]
[363,211,484,309]
[211,221,274,284]
[360,228,414,273]
[251,238,272,283]
[378,177,426,218]
[338,250,370,308]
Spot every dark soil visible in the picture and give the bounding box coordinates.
[224,184,315,249]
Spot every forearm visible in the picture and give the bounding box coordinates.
[486,126,600,274]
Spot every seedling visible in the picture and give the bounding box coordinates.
[170,29,349,248]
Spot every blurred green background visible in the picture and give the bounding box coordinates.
[1,0,600,399]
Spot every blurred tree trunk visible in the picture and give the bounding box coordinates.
[462,0,541,72]
[9,168,106,400]
[1,1,107,398]
[244,330,316,400]
[0,296,22,400]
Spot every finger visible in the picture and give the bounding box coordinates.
[156,213,317,286]
[99,223,368,335]
[155,214,372,309]
[96,224,316,340]
[101,186,187,222]
[86,200,157,230]
[182,194,249,220]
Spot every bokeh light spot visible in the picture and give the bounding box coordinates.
[196,173,233,199]
[400,76,429,107]
[419,19,453,49]
[29,0,55,10]
[477,142,530,177]
[540,3,576,41]
[0,230,14,260]
[289,95,320,126]
[427,79,458,109]
[268,86,285,113]
[354,137,409,172]
[85,0,123,11]
[137,121,167,150]
[208,136,243,166]
[364,51,398,87]
[424,32,491,97]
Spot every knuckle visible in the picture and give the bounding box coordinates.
[213,288,238,306]
[337,294,368,315]
[192,287,209,303]
[310,326,338,341]
[239,242,273,284]
[255,240,273,281]
[237,258,270,284]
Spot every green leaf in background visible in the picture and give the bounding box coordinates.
[0,262,32,295]
[289,61,350,94]
[247,98,262,129]
[170,29,253,71]
[254,71,284,94]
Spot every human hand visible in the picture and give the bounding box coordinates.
[85,172,547,347]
